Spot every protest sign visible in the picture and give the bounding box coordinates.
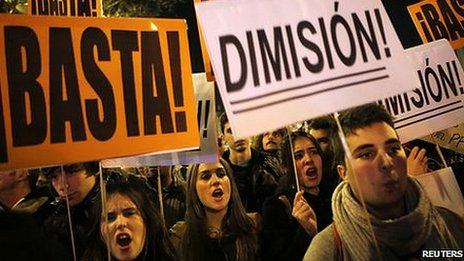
[195,0,417,138]
[0,15,198,170]
[28,0,102,17]
[377,39,464,143]
[422,123,464,154]
[411,167,464,217]
[102,73,218,167]
[194,0,215,82]
[408,0,464,50]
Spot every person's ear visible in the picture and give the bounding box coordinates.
[337,164,348,181]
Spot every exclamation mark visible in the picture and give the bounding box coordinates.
[451,60,464,94]
[168,31,187,132]
[374,9,391,58]
[91,0,98,16]
[197,100,203,131]
[203,100,210,138]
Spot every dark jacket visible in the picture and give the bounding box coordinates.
[44,182,99,260]
[262,175,332,261]
[222,148,281,213]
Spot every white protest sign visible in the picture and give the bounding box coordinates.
[412,167,464,217]
[102,73,218,167]
[195,0,417,138]
[378,40,464,143]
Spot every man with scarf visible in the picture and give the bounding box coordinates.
[305,103,464,260]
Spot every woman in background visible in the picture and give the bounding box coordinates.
[170,158,260,260]
[82,171,177,261]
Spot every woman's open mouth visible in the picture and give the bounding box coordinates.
[212,188,224,200]
[305,168,318,179]
[116,233,132,249]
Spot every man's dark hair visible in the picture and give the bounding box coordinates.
[333,103,395,166]
[42,161,100,177]
[219,112,229,134]
[308,116,336,131]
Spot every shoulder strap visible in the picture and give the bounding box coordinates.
[332,222,343,261]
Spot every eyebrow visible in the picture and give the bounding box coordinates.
[352,138,401,154]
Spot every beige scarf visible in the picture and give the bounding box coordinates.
[333,178,459,261]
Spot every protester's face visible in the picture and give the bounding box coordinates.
[309,129,331,153]
[343,122,408,211]
[262,131,283,152]
[0,171,17,192]
[223,123,250,152]
[195,162,231,212]
[51,169,96,206]
[101,193,146,261]
[293,137,323,191]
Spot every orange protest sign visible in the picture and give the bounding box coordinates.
[0,14,199,170]
[407,0,464,49]
[194,0,215,82]
[27,0,102,16]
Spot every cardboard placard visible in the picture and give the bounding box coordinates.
[422,123,464,154]
[195,0,417,138]
[27,0,102,17]
[102,73,218,167]
[0,15,198,170]
[408,0,464,50]
[378,39,464,143]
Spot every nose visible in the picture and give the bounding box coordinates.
[303,152,314,165]
[210,173,221,186]
[55,173,69,193]
[379,152,394,172]
[115,215,129,229]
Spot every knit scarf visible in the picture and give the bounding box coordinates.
[332,178,459,261]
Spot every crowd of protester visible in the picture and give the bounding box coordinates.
[1,103,464,260]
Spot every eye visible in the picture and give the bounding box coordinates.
[388,145,402,155]
[294,151,304,160]
[122,208,136,218]
[358,151,375,160]
[309,149,319,156]
[216,168,226,178]
[200,171,211,180]
[107,212,116,222]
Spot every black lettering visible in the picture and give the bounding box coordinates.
[416,12,435,42]
[257,27,291,83]
[49,27,86,143]
[437,0,464,41]
[297,20,323,73]
[352,11,381,62]
[424,66,442,102]
[411,88,425,108]
[418,69,431,105]
[451,0,464,17]
[81,27,116,141]
[246,31,260,86]
[141,31,174,135]
[219,35,247,92]
[0,83,7,162]
[112,30,140,137]
[422,4,449,40]
[38,0,49,15]
[318,18,334,69]
[285,25,301,78]
[5,26,47,147]
[167,31,187,132]
[78,0,91,16]
[331,15,356,66]
[438,62,459,98]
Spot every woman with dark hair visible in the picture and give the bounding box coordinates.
[261,131,332,261]
[169,158,260,260]
[82,171,177,261]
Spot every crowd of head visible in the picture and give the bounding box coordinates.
[1,103,463,261]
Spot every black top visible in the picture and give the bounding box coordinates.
[262,175,332,261]
[222,148,281,214]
